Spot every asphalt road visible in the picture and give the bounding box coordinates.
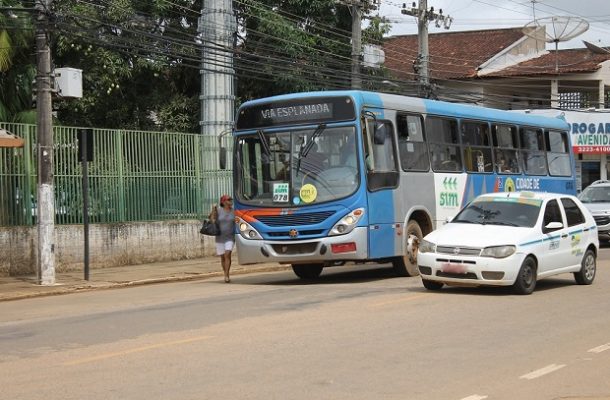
[1,247,610,400]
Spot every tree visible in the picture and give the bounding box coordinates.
[234,0,355,101]
[0,0,36,123]
[52,0,201,131]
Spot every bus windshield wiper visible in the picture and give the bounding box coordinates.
[300,123,327,158]
[297,123,326,173]
[257,129,271,156]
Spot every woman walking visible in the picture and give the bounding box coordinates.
[211,194,235,283]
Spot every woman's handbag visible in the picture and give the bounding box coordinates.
[200,219,220,236]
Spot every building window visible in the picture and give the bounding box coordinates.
[560,92,597,109]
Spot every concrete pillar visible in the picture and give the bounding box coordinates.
[550,79,559,108]
[198,0,236,208]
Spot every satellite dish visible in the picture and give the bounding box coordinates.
[583,40,610,54]
[523,16,589,72]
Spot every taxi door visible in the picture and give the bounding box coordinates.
[560,197,589,269]
[539,199,570,273]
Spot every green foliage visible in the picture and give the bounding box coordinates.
[235,0,354,99]
[234,0,390,101]
[0,0,36,123]
[157,94,199,133]
[364,15,392,44]
[52,0,200,131]
[1,0,394,128]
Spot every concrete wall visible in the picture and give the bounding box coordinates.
[0,221,216,276]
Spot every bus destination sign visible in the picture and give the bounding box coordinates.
[236,96,356,129]
[261,103,332,122]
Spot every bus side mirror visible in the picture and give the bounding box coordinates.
[373,125,385,145]
[219,147,227,170]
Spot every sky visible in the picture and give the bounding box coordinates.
[379,0,610,49]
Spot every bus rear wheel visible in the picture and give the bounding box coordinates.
[392,220,422,277]
[292,263,324,279]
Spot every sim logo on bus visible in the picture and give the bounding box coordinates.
[439,192,459,207]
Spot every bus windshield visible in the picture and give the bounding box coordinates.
[235,126,359,207]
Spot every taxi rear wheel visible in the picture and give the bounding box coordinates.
[574,249,596,285]
[513,256,537,295]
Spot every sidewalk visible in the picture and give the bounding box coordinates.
[0,258,288,302]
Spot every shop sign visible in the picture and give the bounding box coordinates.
[570,119,610,153]
[520,110,610,154]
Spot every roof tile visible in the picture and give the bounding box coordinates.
[383,27,610,80]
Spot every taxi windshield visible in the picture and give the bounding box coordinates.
[452,198,542,228]
[235,126,359,207]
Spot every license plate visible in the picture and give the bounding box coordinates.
[441,263,467,274]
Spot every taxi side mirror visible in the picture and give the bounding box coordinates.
[543,221,563,233]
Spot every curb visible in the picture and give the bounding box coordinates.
[0,264,291,303]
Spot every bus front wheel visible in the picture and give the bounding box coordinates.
[392,220,422,277]
[292,263,324,279]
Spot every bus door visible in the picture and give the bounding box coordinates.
[363,114,400,259]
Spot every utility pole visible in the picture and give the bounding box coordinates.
[198,0,236,207]
[351,1,362,89]
[35,0,55,285]
[401,0,452,98]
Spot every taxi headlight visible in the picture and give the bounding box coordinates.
[480,245,516,258]
[419,239,436,253]
[236,218,262,240]
[329,208,365,236]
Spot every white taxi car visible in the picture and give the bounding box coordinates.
[418,191,598,294]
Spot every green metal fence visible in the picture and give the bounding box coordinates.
[0,123,232,227]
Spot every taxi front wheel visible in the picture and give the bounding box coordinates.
[574,249,596,285]
[513,256,537,295]
[422,279,443,290]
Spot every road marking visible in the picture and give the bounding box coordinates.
[63,335,213,366]
[519,364,566,380]
[588,343,610,353]
[370,293,429,307]
[460,395,488,400]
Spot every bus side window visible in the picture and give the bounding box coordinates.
[461,121,492,173]
[520,127,548,176]
[492,124,521,174]
[397,113,429,171]
[546,130,572,176]
[426,117,462,172]
[363,116,399,191]
[370,121,397,172]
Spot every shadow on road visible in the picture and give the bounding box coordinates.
[411,275,582,297]
[241,263,405,286]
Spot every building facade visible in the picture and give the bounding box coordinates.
[383,27,610,190]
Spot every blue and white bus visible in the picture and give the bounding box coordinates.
[231,91,576,279]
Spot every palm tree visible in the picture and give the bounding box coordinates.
[0,0,36,123]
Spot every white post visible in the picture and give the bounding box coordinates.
[198,0,236,206]
[550,79,559,108]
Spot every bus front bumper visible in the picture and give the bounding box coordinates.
[236,227,368,264]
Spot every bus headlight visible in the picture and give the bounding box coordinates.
[236,218,262,240]
[329,208,365,236]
